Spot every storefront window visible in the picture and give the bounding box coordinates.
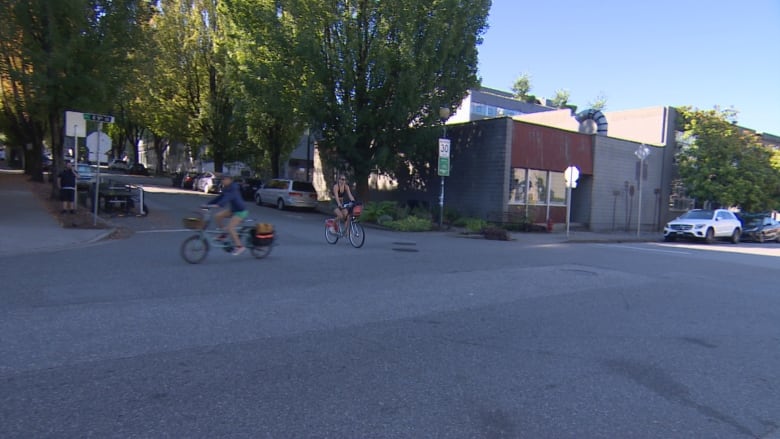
[510,168,568,205]
[509,168,527,203]
[528,169,547,204]
[549,171,566,205]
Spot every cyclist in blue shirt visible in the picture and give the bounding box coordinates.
[205,175,248,255]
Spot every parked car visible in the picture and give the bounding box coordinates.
[208,175,223,194]
[76,163,96,189]
[179,171,198,189]
[109,159,128,172]
[663,209,742,243]
[254,178,318,210]
[127,163,149,176]
[739,213,780,243]
[195,172,218,193]
[238,177,263,201]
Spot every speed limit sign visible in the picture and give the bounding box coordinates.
[438,138,450,158]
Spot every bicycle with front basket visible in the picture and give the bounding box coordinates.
[324,201,365,248]
[180,207,274,263]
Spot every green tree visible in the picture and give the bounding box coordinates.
[221,0,308,178]
[588,92,607,111]
[550,88,570,108]
[0,0,153,181]
[511,72,531,100]
[676,107,780,211]
[148,0,240,174]
[287,0,491,199]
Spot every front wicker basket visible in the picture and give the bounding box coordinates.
[183,217,206,230]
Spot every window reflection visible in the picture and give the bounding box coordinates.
[510,168,569,206]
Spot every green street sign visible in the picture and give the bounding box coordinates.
[83,113,115,123]
[438,157,450,176]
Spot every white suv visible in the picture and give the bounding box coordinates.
[664,209,742,243]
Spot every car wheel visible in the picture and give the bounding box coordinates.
[255,193,262,206]
[704,227,715,244]
[730,228,740,244]
[758,233,765,243]
[276,198,285,210]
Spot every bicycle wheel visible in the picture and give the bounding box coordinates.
[181,235,209,264]
[250,243,272,259]
[325,224,339,244]
[349,222,365,248]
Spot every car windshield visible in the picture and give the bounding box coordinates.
[680,210,714,220]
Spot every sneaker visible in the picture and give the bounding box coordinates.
[231,246,246,256]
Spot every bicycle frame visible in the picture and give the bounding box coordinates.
[325,204,365,248]
[180,208,274,263]
[193,209,243,249]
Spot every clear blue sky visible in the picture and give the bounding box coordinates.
[477,0,780,135]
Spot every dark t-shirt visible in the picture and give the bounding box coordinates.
[59,169,77,189]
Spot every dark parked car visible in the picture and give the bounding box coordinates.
[739,213,780,243]
[128,163,149,176]
[238,177,263,201]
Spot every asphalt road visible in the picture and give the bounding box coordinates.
[1,179,779,438]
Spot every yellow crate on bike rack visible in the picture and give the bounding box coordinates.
[182,217,206,230]
[253,223,274,246]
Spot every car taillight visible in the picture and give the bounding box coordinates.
[289,192,302,197]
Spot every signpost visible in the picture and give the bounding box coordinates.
[438,137,450,228]
[64,111,87,208]
[81,113,115,225]
[438,138,450,177]
[634,144,651,237]
[564,165,580,237]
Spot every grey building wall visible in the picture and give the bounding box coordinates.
[591,137,665,232]
[435,117,512,219]
[657,107,681,227]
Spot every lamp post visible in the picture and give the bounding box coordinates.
[438,107,451,229]
[634,144,650,237]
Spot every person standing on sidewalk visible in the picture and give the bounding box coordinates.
[58,161,79,214]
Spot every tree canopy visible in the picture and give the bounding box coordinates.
[284,0,491,198]
[675,107,780,212]
[0,0,153,180]
[511,72,531,100]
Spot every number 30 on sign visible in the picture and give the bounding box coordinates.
[438,138,450,158]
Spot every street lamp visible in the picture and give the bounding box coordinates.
[634,143,650,237]
[438,107,451,229]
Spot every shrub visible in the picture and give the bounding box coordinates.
[361,201,396,223]
[385,215,433,232]
[463,218,488,233]
[483,225,511,241]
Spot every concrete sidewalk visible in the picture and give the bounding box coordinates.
[0,169,114,256]
[0,166,658,257]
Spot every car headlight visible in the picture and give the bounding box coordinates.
[694,224,705,229]
[665,223,670,229]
